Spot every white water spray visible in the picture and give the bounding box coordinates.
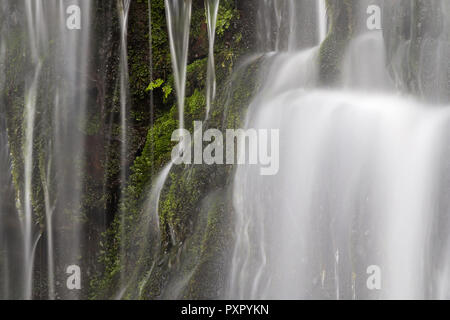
[317,0,327,43]
[115,0,194,299]
[229,2,450,300]
[23,0,47,300]
[165,0,192,131]
[205,0,220,118]
[118,0,131,288]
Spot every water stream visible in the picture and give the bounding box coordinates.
[164,0,192,132]
[205,0,220,118]
[229,0,450,300]
[1,0,449,301]
[118,0,131,290]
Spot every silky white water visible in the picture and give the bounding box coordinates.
[118,0,131,289]
[317,0,327,43]
[23,0,45,300]
[230,88,450,299]
[229,2,450,300]
[115,0,196,298]
[150,0,192,218]
[165,0,192,131]
[0,0,93,299]
[1,0,449,301]
[205,0,220,118]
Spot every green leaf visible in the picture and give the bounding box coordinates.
[145,78,164,92]
[163,83,173,99]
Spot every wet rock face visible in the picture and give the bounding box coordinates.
[383,0,450,104]
[1,0,449,300]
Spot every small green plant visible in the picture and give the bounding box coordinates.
[162,83,173,99]
[216,5,236,36]
[145,78,164,92]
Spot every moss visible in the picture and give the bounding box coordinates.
[319,0,355,86]
[217,4,239,36]
[90,0,261,299]
[182,190,232,299]
[135,55,261,299]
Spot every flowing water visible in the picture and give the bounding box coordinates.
[317,0,327,43]
[229,1,450,300]
[23,0,45,299]
[258,0,325,51]
[114,0,197,299]
[205,0,220,118]
[0,0,92,299]
[154,0,192,243]
[230,88,450,299]
[118,0,131,290]
[1,0,450,301]
[164,0,192,131]
[149,0,192,225]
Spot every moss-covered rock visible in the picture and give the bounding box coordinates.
[319,0,355,86]
[90,0,260,299]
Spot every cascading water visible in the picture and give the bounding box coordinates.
[114,0,194,299]
[23,0,45,300]
[157,0,192,242]
[118,0,131,289]
[317,0,327,43]
[164,0,192,132]
[1,0,449,302]
[0,0,92,299]
[205,0,220,118]
[229,1,450,300]
[51,1,91,300]
[47,1,92,300]
[258,0,328,52]
[231,89,450,299]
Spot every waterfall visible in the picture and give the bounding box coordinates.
[0,0,93,299]
[154,0,192,238]
[118,0,131,290]
[52,0,92,300]
[229,1,450,300]
[342,32,392,91]
[258,0,327,52]
[317,0,327,43]
[152,0,192,205]
[231,88,450,299]
[205,0,220,118]
[135,162,172,297]
[230,88,450,300]
[115,160,172,299]
[23,0,45,300]
[286,0,297,51]
[22,64,39,300]
[114,0,194,299]
[1,0,449,302]
[164,0,192,131]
